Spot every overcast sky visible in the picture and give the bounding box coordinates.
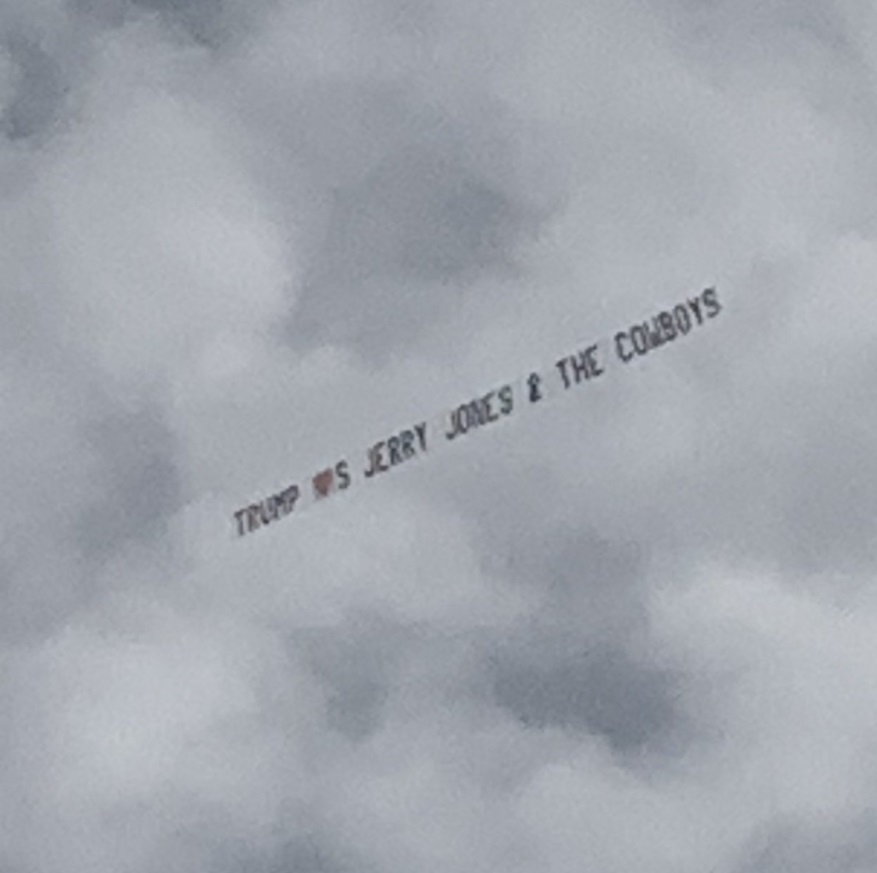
[2,0,877,871]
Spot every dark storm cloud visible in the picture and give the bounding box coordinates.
[72,0,273,46]
[482,517,648,642]
[217,3,565,363]
[732,812,877,873]
[269,76,547,361]
[289,140,528,359]
[0,376,182,646]
[0,365,102,645]
[489,639,685,755]
[295,615,403,742]
[131,0,224,40]
[1,33,66,140]
[461,520,691,757]
[690,363,877,578]
[667,0,851,62]
[76,401,182,560]
[217,836,363,873]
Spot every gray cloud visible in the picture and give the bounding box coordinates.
[76,400,182,560]
[289,138,529,359]
[489,640,685,755]
[296,615,402,742]
[72,0,274,47]
[732,812,877,873]
[2,0,877,871]
[1,33,66,140]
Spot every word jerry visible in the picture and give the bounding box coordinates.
[234,483,299,536]
[445,385,514,440]
[364,422,428,478]
[615,287,721,363]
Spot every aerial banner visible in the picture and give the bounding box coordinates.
[232,287,722,537]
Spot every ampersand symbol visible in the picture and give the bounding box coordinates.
[528,373,542,403]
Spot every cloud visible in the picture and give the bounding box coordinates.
[1,1,876,872]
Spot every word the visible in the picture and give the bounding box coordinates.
[556,343,604,389]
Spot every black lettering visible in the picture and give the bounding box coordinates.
[658,312,677,341]
[630,325,649,355]
[468,399,486,427]
[556,358,572,389]
[563,344,605,383]
[398,431,416,460]
[585,344,603,377]
[364,442,388,477]
[387,435,403,466]
[568,351,590,383]
[414,422,428,452]
[702,287,721,318]
[615,331,634,363]
[483,392,499,422]
[687,297,704,325]
[645,318,664,349]
[448,389,511,439]
[335,461,350,490]
[673,304,692,334]
[260,497,278,525]
[445,408,462,440]
[234,508,248,536]
[445,410,457,440]
[247,504,261,532]
[528,373,543,402]
[283,485,300,513]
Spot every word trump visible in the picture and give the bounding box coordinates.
[234,484,299,536]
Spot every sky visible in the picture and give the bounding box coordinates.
[1,0,876,870]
